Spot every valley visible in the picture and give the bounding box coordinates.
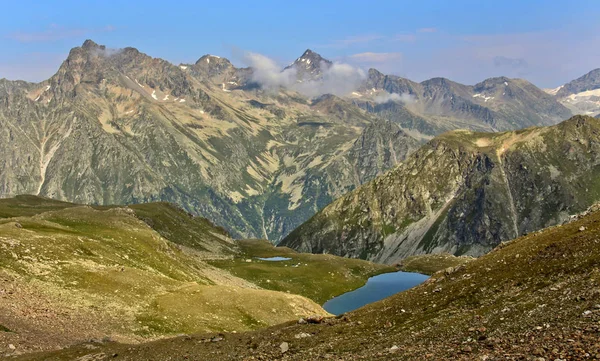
[15,200,600,360]
[0,196,391,355]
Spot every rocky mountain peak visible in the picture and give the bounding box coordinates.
[51,40,194,99]
[360,68,421,97]
[556,68,600,98]
[421,77,454,88]
[81,39,101,50]
[195,54,231,67]
[367,68,384,80]
[473,76,513,93]
[191,54,239,84]
[298,49,329,64]
[364,68,387,87]
[285,49,332,81]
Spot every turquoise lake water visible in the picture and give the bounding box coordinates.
[323,271,429,315]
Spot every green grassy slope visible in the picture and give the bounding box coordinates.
[0,195,76,218]
[0,196,390,356]
[209,240,394,304]
[29,203,600,360]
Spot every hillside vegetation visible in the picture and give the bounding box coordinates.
[23,203,600,360]
[0,196,389,356]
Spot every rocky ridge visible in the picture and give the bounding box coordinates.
[282,115,600,264]
[546,68,600,117]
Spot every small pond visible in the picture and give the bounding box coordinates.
[323,271,429,315]
[255,256,292,261]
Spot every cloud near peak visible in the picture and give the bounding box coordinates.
[373,92,416,104]
[242,51,366,97]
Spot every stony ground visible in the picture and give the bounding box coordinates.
[397,253,473,275]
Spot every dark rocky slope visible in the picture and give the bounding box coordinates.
[282,115,600,264]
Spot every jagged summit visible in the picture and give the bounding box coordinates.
[195,54,229,65]
[81,39,101,50]
[473,76,512,90]
[191,54,243,85]
[285,49,332,81]
[420,76,462,89]
[297,49,330,64]
[193,54,234,74]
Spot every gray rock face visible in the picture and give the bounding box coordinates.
[284,49,333,81]
[281,115,600,264]
[551,69,600,117]
[353,100,444,139]
[556,69,600,98]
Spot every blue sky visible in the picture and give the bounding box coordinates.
[1,0,599,87]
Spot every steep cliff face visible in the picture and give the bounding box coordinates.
[281,115,600,263]
[0,40,418,242]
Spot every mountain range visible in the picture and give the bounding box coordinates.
[0,39,586,243]
[354,70,571,140]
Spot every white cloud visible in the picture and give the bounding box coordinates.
[373,92,415,104]
[90,47,124,58]
[295,62,366,97]
[243,51,298,89]
[243,52,366,97]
